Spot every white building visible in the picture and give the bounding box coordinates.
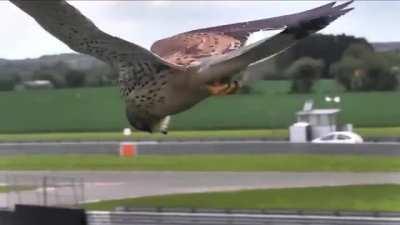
[296,108,340,140]
[15,80,54,91]
[289,99,345,143]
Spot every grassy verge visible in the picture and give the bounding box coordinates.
[0,186,34,193]
[0,129,288,142]
[1,154,400,171]
[356,127,400,138]
[82,184,400,211]
[0,186,10,193]
[1,126,400,142]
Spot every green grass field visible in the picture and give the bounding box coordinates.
[1,80,400,133]
[2,154,400,171]
[82,184,400,211]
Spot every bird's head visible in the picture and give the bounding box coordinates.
[125,108,170,134]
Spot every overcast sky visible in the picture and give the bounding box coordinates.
[0,1,398,59]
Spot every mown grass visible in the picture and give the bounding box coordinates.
[2,154,400,172]
[1,80,400,133]
[0,127,399,142]
[0,129,288,142]
[82,184,400,211]
[0,186,10,193]
[356,127,400,138]
[0,186,34,193]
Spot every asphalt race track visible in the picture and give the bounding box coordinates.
[1,141,400,155]
[1,171,400,207]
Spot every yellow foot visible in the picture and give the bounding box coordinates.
[207,81,241,96]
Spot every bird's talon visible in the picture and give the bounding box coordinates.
[207,80,241,96]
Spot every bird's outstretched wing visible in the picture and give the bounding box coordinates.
[10,0,183,96]
[197,1,353,83]
[151,1,353,82]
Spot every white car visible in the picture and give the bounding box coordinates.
[312,131,364,144]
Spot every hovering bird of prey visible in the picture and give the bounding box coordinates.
[11,0,353,134]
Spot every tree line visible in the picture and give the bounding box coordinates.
[285,42,399,93]
[0,61,117,91]
[0,33,399,92]
[244,33,400,93]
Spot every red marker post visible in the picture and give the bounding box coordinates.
[119,142,137,157]
[119,128,137,157]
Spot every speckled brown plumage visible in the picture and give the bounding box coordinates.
[151,32,242,67]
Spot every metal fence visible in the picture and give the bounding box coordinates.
[86,210,400,225]
[2,174,84,209]
[2,206,400,225]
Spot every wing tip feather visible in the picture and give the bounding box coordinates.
[333,0,354,10]
[329,1,354,21]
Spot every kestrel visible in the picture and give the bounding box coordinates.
[11,0,353,134]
